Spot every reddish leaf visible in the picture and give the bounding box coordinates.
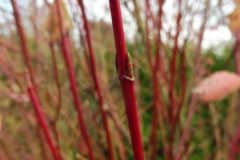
[193,71,240,102]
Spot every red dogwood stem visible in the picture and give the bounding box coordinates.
[10,0,36,88]
[168,0,182,158]
[175,4,209,159]
[228,121,240,160]
[77,1,114,159]
[147,0,167,159]
[109,1,145,160]
[11,0,61,159]
[169,0,182,123]
[144,0,153,69]
[228,40,240,160]
[233,40,240,74]
[172,39,187,129]
[55,0,94,159]
[28,86,62,160]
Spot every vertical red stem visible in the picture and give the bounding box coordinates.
[228,121,240,160]
[175,96,198,160]
[168,1,182,158]
[144,0,153,70]
[228,39,240,160]
[175,0,210,160]
[169,0,182,123]
[77,1,114,159]
[175,5,208,158]
[55,0,94,159]
[233,40,240,74]
[28,86,62,160]
[49,43,62,122]
[172,39,187,129]
[49,43,62,151]
[108,1,145,160]
[10,0,61,159]
[10,0,36,88]
[146,0,167,159]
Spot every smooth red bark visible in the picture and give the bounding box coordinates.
[146,0,167,159]
[11,0,61,159]
[109,1,145,160]
[28,86,62,160]
[175,3,209,159]
[49,43,62,150]
[229,121,240,160]
[168,1,182,158]
[172,39,187,129]
[55,0,94,159]
[144,0,153,68]
[169,0,182,124]
[228,40,240,160]
[233,40,240,74]
[10,0,36,87]
[77,1,114,159]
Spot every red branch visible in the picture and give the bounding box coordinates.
[55,0,94,159]
[172,39,187,130]
[175,2,209,159]
[144,0,153,68]
[77,1,114,159]
[175,96,198,160]
[168,0,182,158]
[49,43,62,150]
[11,0,62,159]
[173,17,194,132]
[146,0,167,159]
[109,0,145,160]
[10,0,36,88]
[49,43,62,122]
[228,121,240,160]
[229,39,240,160]
[233,40,240,74]
[169,0,182,123]
[28,86,62,160]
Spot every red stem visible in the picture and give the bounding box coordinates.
[77,1,114,159]
[173,16,194,132]
[228,121,240,160]
[108,1,145,160]
[172,39,187,130]
[27,86,62,160]
[144,0,153,69]
[10,0,36,88]
[175,6,208,159]
[233,40,240,74]
[49,43,62,123]
[169,0,182,123]
[154,0,166,120]
[168,1,182,158]
[175,96,198,160]
[49,43,62,151]
[228,40,240,160]
[154,0,168,84]
[10,0,61,159]
[146,0,167,159]
[55,0,94,159]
